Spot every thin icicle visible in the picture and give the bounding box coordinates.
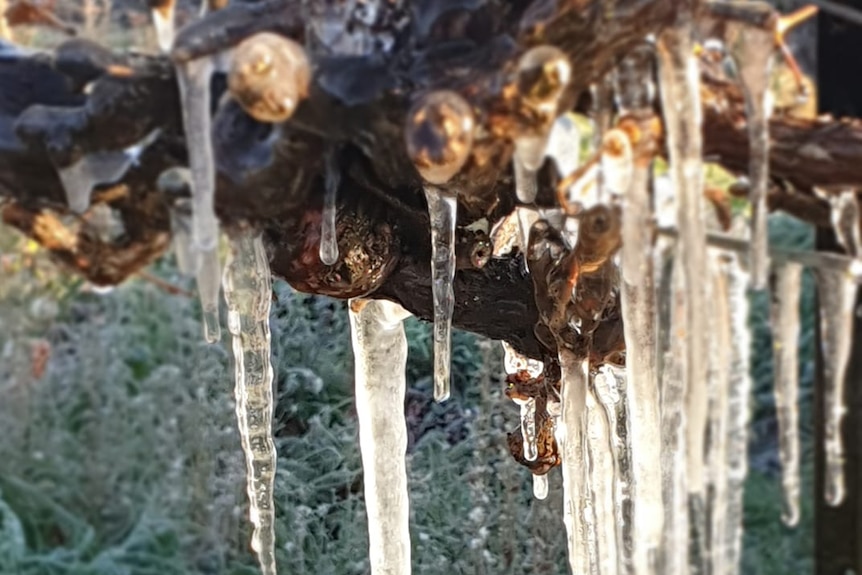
[424,187,457,402]
[557,349,593,575]
[723,255,752,572]
[823,189,862,277]
[814,266,857,506]
[725,26,775,289]
[704,252,731,574]
[770,262,803,525]
[198,247,221,343]
[588,371,620,575]
[320,152,340,266]
[657,22,709,570]
[222,232,277,575]
[349,299,412,575]
[176,57,219,253]
[594,365,632,573]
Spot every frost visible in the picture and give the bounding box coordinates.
[222,232,278,575]
[349,299,412,575]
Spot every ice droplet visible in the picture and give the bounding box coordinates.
[532,473,549,500]
[349,299,412,575]
[222,232,277,575]
[770,262,803,525]
[424,186,457,402]
[521,397,538,462]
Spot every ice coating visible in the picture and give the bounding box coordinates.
[814,266,857,506]
[501,341,544,378]
[349,299,412,575]
[424,186,457,402]
[557,349,592,575]
[725,24,775,289]
[723,255,752,571]
[197,246,222,343]
[513,45,572,203]
[228,33,311,124]
[656,23,710,521]
[770,262,802,525]
[320,152,340,266]
[222,232,277,575]
[177,57,219,253]
[57,151,134,214]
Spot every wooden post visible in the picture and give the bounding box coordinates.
[816,5,862,573]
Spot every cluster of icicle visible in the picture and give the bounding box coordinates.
[53,2,860,574]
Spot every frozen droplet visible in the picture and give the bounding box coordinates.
[532,473,549,500]
[320,152,340,265]
[405,91,474,185]
[228,33,311,124]
[197,247,221,343]
[349,299,412,575]
[176,57,219,252]
[424,186,457,402]
[770,262,802,526]
[814,266,857,506]
[222,232,277,575]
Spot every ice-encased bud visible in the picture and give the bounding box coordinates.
[516,45,571,115]
[228,33,311,124]
[405,90,475,185]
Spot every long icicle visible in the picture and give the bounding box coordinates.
[770,262,803,524]
[723,254,752,572]
[591,367,623,575]
[349,299,412,575]
[814,266,857,506]
[223,232,277,575]
[704,252,731,575]
[657,17,709,573]
[558,349,592,575]
[424,186,457,402]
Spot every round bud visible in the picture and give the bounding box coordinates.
[228,33,311,123]
[404,90,475,185]
[516,45,571,114]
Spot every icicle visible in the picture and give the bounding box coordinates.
[222,232,277,575]
[169,199,200,276]
[704,253,732,574]
[513,46,572,204]
[404,90,475,403]
[198,247,221,343]
[176,56,219,253]
[349,299,412,575]
[725,25,775,289]
[823,188,862,277]
[532,473,549,500]
[520,396,538,462]
[770,262,803,525]
[616,80,663,575]
[657,22,709,571]
[557,349,593,575]
[501,341,544,378]
[424,187,457,402]
[590,368,622,575]
[814,266,857,506]
[723,255,752,572]
[319,152,340,266]
[150,0,175,53]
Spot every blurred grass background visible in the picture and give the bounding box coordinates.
[0,212,817,574]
